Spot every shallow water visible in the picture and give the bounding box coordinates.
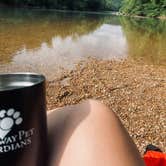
[0,8,165,80]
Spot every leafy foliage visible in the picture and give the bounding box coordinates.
[120,0,166,17]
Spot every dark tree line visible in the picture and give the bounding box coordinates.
[0,0,165,17]
[0,0,121,11]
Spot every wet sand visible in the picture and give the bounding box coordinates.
[46,58,166,154]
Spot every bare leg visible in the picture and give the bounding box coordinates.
[48,100,145,166]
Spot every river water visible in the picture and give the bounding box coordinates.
[0,8,165,80]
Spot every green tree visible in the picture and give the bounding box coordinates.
[120,0,166,17]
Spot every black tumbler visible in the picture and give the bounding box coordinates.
[0,73,47,166]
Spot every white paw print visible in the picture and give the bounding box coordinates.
[0,109,23,140]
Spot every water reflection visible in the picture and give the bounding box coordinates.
[0,9,104,64]
[121,17,166,65]
[0,9,166,80]
[5,24,127,80]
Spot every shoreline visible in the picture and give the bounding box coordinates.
[46,58,166,154]
[117,12,166,20]
[0,6,165,20]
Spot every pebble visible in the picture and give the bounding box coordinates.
[46,58,166,154]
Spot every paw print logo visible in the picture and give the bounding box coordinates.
[0,109,23,140]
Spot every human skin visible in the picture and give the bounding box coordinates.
[48,100,145,166]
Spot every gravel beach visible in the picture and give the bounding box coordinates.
[47,58,166,154]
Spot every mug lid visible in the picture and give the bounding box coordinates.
[0,73,45,92]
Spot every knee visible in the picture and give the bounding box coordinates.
[82,99,107,109]
[58,99,118,129]
[82,99,112,113]
[78,99,117,121]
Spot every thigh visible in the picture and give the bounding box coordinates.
[47,100,145,166]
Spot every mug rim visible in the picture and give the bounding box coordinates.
[0,72,45,92]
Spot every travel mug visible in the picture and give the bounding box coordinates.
[0,73,47,166]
